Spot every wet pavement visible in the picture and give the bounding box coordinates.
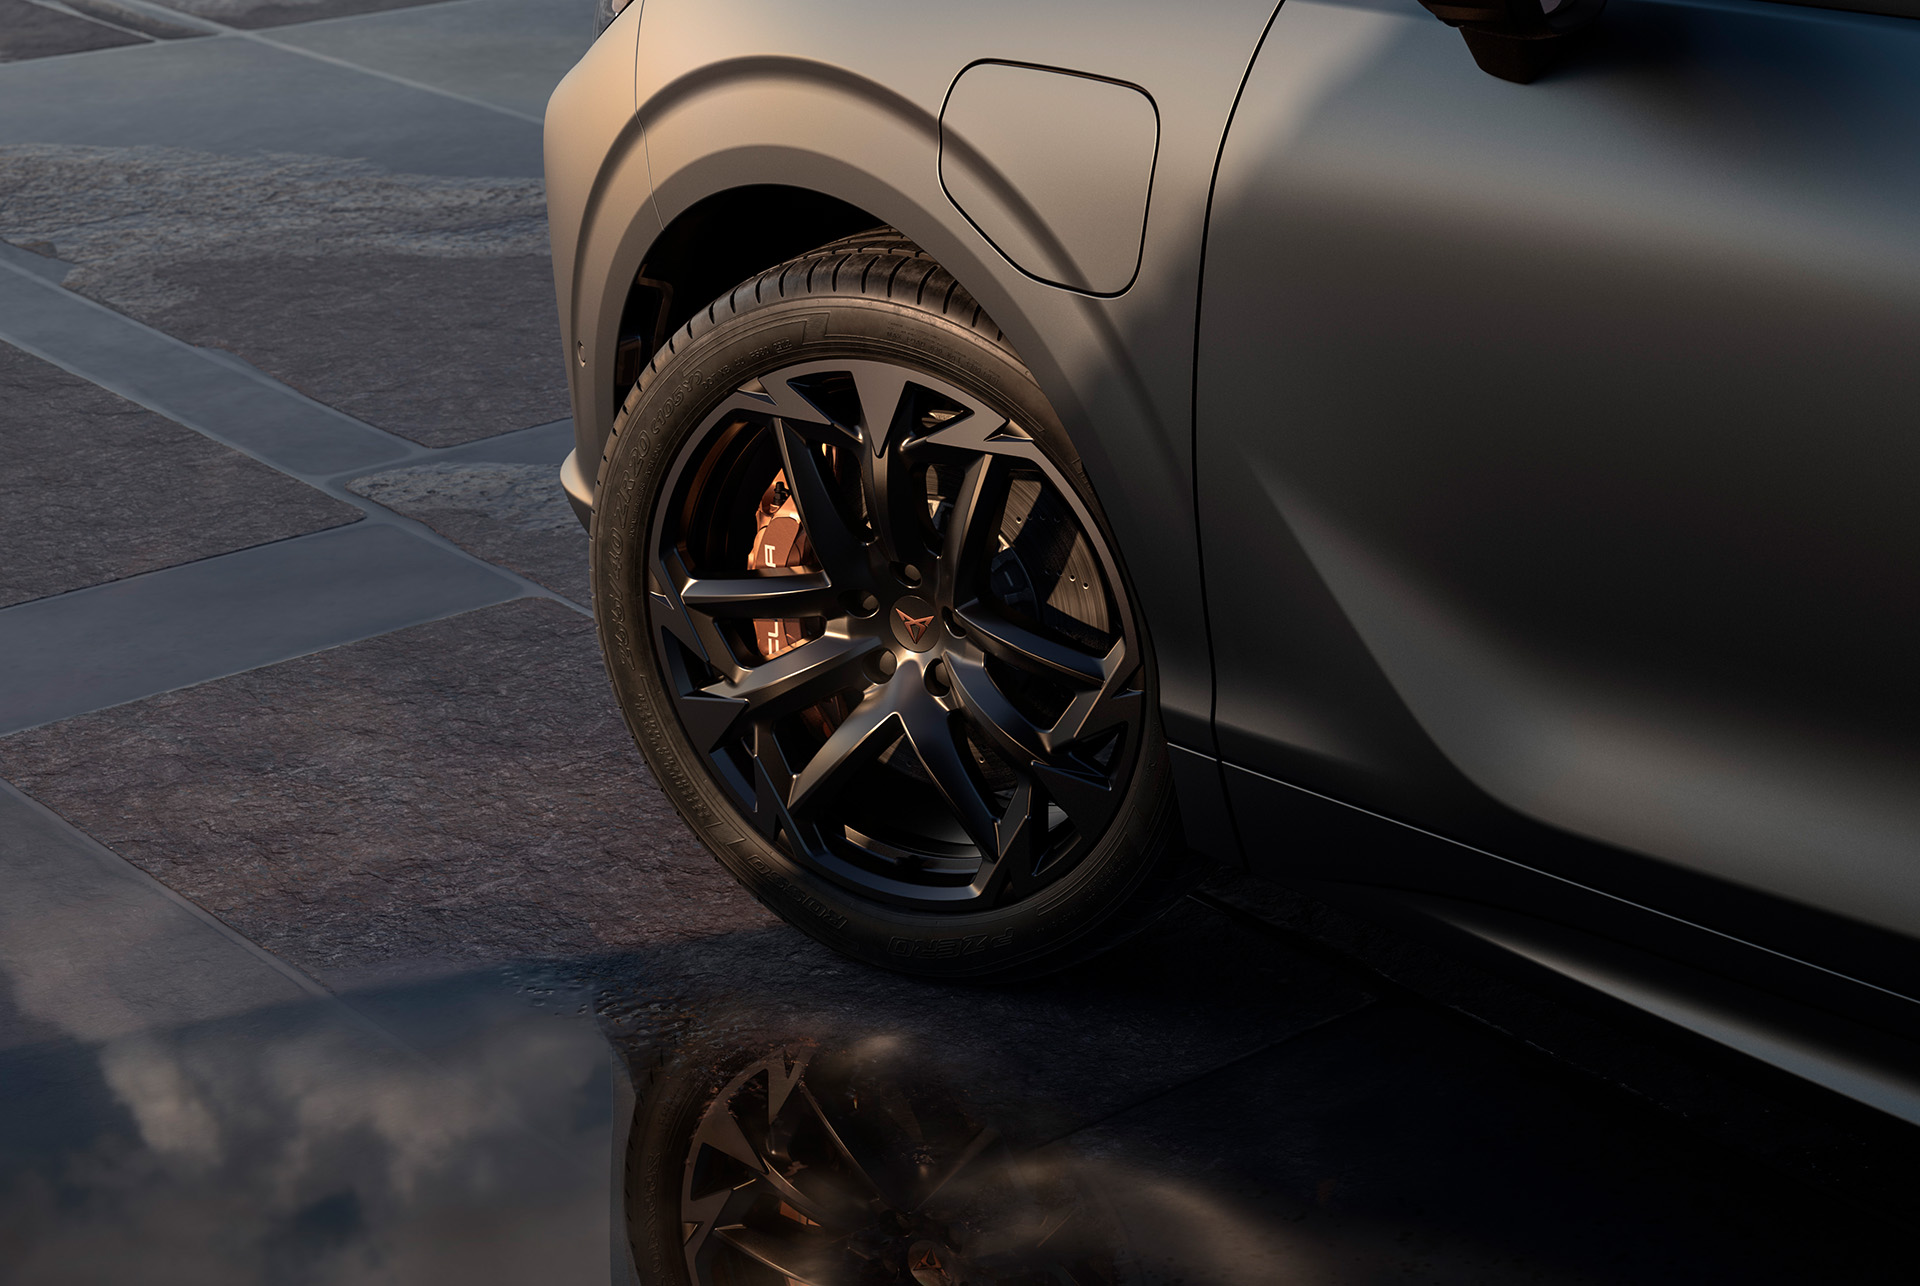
[1,3,1915,1281]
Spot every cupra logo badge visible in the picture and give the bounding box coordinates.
[895,607,935,644]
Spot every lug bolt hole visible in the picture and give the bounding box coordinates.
[895,563,924,587]
[845,591,880,617]
[941,607,966,639]
[924,658,951,698]
[866,651,898,683]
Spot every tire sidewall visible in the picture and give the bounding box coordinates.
[592,289,1173,980]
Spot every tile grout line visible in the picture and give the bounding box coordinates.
[92,0,548,125]
[0,774,612,1173]
[0,776,338,1002]
[0,256,593,626]
[1032,999,1380,1154]
[0,255,423,476]
[0,532,543,740]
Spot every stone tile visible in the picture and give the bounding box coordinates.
[63,0,210,39]
[0,778,611,1281]
[579,895,1379,1144]
[0,38,543,177]
[263,0,593,120]
[0,977,610,1284]
[0,339,358,608]
[154,0,453,29]
[1199,870,1920,1230]
[1068,1002,1913,1283]
[0,599,768,979]
[0,145,566,445]
[0,583,1373,1135]
[349,461,589,604]
[0,0,148,63]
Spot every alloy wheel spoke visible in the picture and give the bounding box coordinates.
[943,652,1050,762]
[918,403,1033,459]
[699,634,875,737]
[865,434,938,565]
[954,605,1112,688]
[713,1223,846,1286]
[746,721,803,840]
[938,454,1012,597]
[968,778,1046,905]
[912,1127,1000,1212]
[788,684,908,814]
[847,360,915,457]
[1032,758,1118,834]
[679,572,841,620]
[795,1083,888,1206]
[1048,667,1142,748]
[773,420,865,581]
[900,695,1005,859]
[653,550,737,674]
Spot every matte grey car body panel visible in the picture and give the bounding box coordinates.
[1200,0,1920,994]
[544,0,1920,1118]
[939,62,1160,295]
[554,0,1281,747]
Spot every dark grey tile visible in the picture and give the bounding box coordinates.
[266,0,594,120]
[0,340,359,608]
[153,0,453,29]
[0,599,773,979]
[0,247,418,477]
[0,778,318,1047]
[63,0,209,39]
[0,521,523,733]
[582,896,1379,1142]
[0,144,566,445]
[143,252,571,445]
[1070,1002,1913,1284]
[349,461,589,604]
[0,779,610,1282]
[0,0,148,63]
[0,39,543,176]
[0,981,611,1283]
[0,591,1372,1135]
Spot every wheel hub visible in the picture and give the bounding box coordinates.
[890,595,939,651]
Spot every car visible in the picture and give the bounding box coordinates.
[545,0,1920,1124]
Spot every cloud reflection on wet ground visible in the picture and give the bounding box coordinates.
[0,972,611,1285]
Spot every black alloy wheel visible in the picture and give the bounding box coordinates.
[652,355,1142,910]
[592,231,1191,979]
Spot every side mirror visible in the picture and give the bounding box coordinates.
[1416,0,1607,84]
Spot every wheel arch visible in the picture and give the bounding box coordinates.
[558,21,1220,758]
[569,42,1119,494]
[614,185,886,407]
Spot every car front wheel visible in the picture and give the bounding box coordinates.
[590,231,1192,980]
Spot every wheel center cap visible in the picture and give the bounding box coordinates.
[890,596,939,652]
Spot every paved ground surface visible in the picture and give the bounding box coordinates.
[0,4,1915,1283]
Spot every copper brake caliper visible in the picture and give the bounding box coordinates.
[747,471,811,660]
[747,472,852,738]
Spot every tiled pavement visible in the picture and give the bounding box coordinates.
[0,3,1914,1281]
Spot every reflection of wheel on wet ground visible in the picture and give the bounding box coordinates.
[592,230,1196,980]
[626,1039,1130,1286]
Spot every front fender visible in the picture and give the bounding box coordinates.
[561,0,1281,751]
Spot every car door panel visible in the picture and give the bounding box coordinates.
[1200,0,1920,962]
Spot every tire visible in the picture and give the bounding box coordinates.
[591,229,1197,981]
